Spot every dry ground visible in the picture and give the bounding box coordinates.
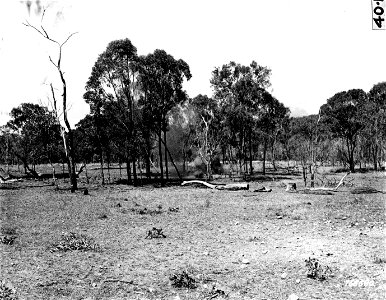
[0,169,385,300]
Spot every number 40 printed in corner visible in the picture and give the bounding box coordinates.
[372,0,386,29]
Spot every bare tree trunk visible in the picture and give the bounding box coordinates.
[133,158,138,187]
[249,129,253,174]
[303,166,307,187]
[372,144,378,171]
[158,130,165,187]
[24,20,78,192]
[84,163,89,184]
[107,160,111,184]
[164,129,169,181]
[126,156,132,185]
[262,139,267,175]
[100,152,105,185]
[145,136,151,179]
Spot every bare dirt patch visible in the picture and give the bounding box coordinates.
[0,172,385,299]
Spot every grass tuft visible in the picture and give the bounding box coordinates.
[169,270,197,289]
[0,226,18,245]
[373,255,386,264]
[48,232,100,252]
[305,257,332,281]
[0,281,17,300]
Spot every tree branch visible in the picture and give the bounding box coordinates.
[61,32,78,47]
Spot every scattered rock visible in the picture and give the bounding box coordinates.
[277,216,283,219]
[241,259,250,264]
[295,279,300,284]
[281,272,287,279]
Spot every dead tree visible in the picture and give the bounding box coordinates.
[23,20,78,192]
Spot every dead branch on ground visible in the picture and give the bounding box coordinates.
[181,180,249,191]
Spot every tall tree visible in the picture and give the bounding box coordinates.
[6,103,62,177]
[256,91,290,174]
[321,89,367,172]
[138,50,191,186]
[364,82,386,170]
[210,61,271,174]
[84,39,139,185]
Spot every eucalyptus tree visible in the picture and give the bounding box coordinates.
[84,39,140,185]
[6,103,62,177]
[137,50,191,186]
[256,91,290,174]
[210,61,271,174]
[320,89,367,172]
[363,82,386,170]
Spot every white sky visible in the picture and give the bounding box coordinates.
[1,0,385,126]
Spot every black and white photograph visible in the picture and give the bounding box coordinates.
[0,1,385,299]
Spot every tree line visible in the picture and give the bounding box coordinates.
[1,38,385,189]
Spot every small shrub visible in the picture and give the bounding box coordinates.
[168,207,179,212]
[0,280,17,300]
[131,206,163,216]
[1,227,17,236]
[0,235,17,245]
[169,270,197,289]
[247,236,260,242]
[305,257,332,281]
[48,232,99,252]
[0,227,18,245]
[145,227,166,239]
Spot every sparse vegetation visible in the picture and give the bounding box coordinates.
[373,255,386,264]
[0,281,17,300]
[305,257,333,281]
[0,227,18,245]
[145,227,166,239]
[0,169,384,299]
[169,270,197,289]
[48,232,100,252]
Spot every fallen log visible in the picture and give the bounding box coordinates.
[181,180,249,191]
[253,187,272,192]
[350,187,384,194]
[299,189,333,195]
